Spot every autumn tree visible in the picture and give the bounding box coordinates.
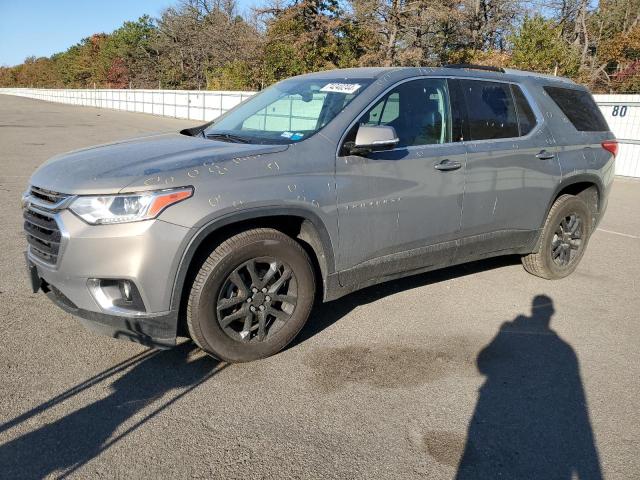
[599,25,640,92]
[0,0,638,93]
[12,57,60,87]
[155,0,260,89]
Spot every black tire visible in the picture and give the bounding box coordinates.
[187,228,315,362]
[522,194,592,279]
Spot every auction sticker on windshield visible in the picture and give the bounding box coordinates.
[320,83,362,94]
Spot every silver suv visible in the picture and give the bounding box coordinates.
[23,66,616,362]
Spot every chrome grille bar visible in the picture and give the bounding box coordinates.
[23,186,68,265]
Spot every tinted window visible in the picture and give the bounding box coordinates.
[511,85,537,135]
[461,80,519,140]
[359,78,452,147]
[543,86,609,131]
[367,92,399,125]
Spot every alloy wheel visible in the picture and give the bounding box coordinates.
[216,257,298,342]
[551,212,584,267]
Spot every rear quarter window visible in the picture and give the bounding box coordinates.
[543,86,609,132]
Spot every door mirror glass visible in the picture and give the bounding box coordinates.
[350,125,399,154]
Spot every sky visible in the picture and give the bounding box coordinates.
[0,0,251,67]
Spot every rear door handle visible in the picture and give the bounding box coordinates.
[434,159,462,171]
[536,150,555,160]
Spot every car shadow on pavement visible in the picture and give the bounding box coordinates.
[295,255,521,346]
[454,295,603,479]
[0,262,604,479]
[0,342,224,479]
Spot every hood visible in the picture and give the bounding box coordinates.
[29,133,289,194]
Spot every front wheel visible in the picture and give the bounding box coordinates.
[522,194,592,280]
[187,228,316,362]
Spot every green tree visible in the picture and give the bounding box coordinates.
[101,16,159,88]
[261,0,362,84]
[51,34,109,87]
[206,60,260,90]
[510,16,580,77]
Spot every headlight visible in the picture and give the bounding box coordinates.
[69,187,193,225]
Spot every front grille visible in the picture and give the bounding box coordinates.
[23,185,69,265]
[24,208,62,264]
[30,186,69,206]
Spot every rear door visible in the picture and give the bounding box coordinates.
[335,77,466,286]
[456,79,561,260]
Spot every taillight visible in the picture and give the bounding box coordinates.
[601,140,618,157]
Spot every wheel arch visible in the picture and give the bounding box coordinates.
[531,174,603,253]
[170,207,336,330]
[552,177,601,218]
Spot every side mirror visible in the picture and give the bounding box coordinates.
[349,125,399,155]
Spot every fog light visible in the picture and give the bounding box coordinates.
[120,280,133,302]
[87,278,146,315]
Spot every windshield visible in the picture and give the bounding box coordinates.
[203,78,372,144]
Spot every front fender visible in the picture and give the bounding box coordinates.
[168,205,338,313]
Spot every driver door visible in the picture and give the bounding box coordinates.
[335,77,466,287]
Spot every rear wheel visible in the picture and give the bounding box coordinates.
[522,194,592,279]
[187,228,315,362]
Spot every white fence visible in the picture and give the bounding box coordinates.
[0,88,638,178]
[0,88,255,122]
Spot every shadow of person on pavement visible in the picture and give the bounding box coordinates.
[0,342,223,479]
[455,295,603,480]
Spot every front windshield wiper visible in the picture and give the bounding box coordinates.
[205,132,252,144]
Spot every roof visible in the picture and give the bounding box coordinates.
[296,67,398,80]
[295,66,578,87]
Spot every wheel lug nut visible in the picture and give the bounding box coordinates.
[252,288,258,293]
[259,305,265,311]
[261,288,267,293]
[247,298,252,303]
[265,296,271,302]
[250,306,256,312]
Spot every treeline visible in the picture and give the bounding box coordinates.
[1,0,638,93]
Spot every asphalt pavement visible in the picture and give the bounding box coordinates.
[1,95,639,479]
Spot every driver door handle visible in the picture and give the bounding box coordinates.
[536,150,555,160]
[434,159,462,171]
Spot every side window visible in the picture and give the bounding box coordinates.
[349,78,452,149]
[511,85,537,136]
[460,80,519,140]
[543,86,609,131]
[364,92,399,126]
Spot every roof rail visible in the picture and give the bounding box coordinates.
[443,64,505,73]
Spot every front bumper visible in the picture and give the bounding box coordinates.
[26,209,193,347]
[44,282,177,348]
